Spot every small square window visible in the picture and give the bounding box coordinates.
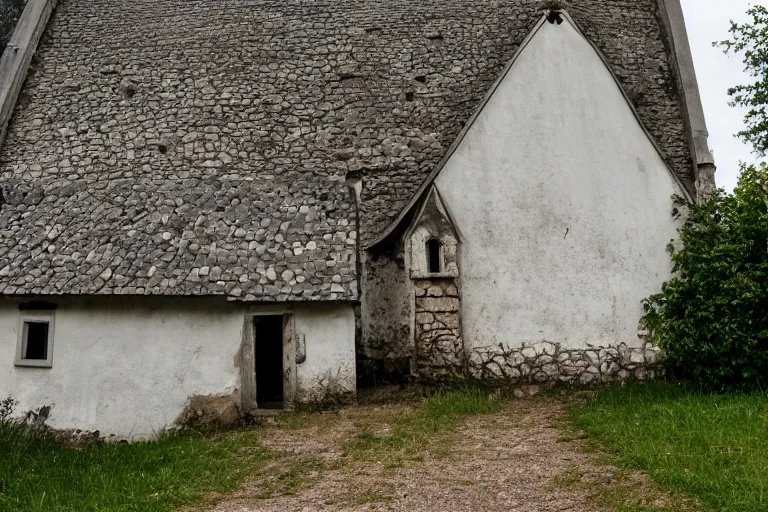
[15,312,54,368]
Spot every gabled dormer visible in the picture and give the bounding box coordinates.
[405,186,460,280]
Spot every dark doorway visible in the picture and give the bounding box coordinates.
[254,316,284,409]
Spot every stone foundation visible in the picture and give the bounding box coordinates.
[411,277,663,386]
[467,338,662,385]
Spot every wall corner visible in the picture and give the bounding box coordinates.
[657,0,717,201]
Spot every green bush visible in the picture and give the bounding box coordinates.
[643,164,768,390]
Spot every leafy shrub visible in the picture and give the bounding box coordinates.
[643,164,768,390]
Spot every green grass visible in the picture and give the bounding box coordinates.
[0,421,270,512]
[343,386,501,466]
[568,382,768,512]
[420,386,501,428]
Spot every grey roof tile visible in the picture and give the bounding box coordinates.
[0,0,693,300]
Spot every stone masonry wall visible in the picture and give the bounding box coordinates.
[414,278,464,380]
[412,278,663,385]
[467,333,663,386]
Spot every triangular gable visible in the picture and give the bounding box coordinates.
[404,185,462,245]
[366,9,693,250]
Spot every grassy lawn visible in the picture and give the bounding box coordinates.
[0,424,269,512]
[568,382,768,512]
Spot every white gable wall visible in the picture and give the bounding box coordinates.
[434,17,684,352]
[0,298,355,438]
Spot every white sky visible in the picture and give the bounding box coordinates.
[681,0,766,192]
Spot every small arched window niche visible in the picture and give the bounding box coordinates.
[426,238,442,274]
[407,187,460,279]
[409,229,459,279]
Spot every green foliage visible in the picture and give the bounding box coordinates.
[643,164,768,390]
[568,382,768,512]
[717,6,768,154]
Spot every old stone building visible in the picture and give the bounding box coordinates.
[0,0,713,438]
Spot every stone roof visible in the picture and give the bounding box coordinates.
[0,0,694,301]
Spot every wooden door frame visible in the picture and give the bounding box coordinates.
[240,312,296,412]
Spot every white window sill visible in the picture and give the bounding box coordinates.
[14,359,53,368]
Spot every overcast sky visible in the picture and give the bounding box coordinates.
[681,0,767,192]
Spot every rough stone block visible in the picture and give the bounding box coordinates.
[426,285,444,297]
[416,312,434,324]
[532,341,557,356]
[434,312,460,329]
[645,345,661,365]
[416,297,460,312]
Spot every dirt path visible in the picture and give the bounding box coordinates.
[199,397,687,512]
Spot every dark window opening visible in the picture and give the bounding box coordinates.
[23,321,49,360]
[426,239,442,274]
[254,316,284,409]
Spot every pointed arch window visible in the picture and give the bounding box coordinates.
[426,238,442,274]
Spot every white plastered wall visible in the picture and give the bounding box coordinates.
[0,297,355,438]
[433,16,685,351]
[294,304,356,402]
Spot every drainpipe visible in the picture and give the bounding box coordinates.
[345,170,363,301]
[345,170,364,376]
